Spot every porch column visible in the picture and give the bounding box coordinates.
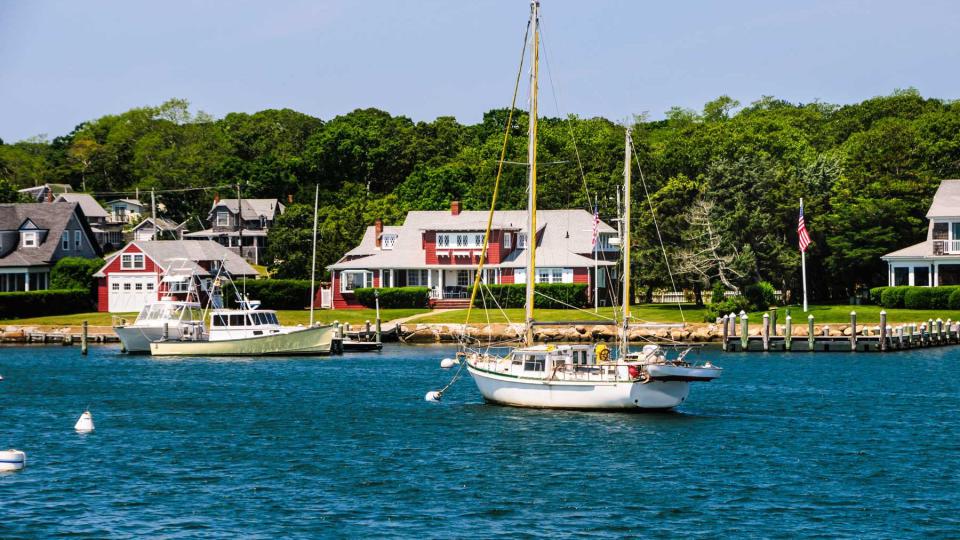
[909,267,915,286]
[427,269,432,288]
[934,262,939,287]
[23,271,30,292]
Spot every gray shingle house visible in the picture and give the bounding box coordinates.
[0,203,102,292]
[184,197,285,265]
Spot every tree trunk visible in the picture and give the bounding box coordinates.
[645,285,653,304]
[693,282,703,306]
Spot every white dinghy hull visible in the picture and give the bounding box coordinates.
[467,364,689,410]
[115,326,187,354]
[645,364,723,382]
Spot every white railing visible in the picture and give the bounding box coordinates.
[949,240,960,254]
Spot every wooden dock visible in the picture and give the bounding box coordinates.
[722,310,960,352]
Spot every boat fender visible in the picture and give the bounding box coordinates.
[628,365,640,379]
[0,449,26,472]
[75,410,95,433]
[425,391,442,402]
[440,358,457,369]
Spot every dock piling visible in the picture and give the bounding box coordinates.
[163,322,169,341]
[721,315,729,352]
[807,314,815,351]
[880,310,887,352]
[771,306,778,336]
[740,312,748,350]
[762,313,770,351]
[81,321,88,356]
[785,315,792,351]
[850,311,857,352]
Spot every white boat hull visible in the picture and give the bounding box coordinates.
[114,326,187,353]
[466,363,689,410]
[150,325,336,357]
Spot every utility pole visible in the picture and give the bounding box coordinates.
[150,189,156,241]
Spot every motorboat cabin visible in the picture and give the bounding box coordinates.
[208,309,287,341]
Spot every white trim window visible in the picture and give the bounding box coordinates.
[406,269,428,286]
[216,211,231,227]
[74,230,82,250]
[382,234,397,250]
[21,231,38,248]
[340,270,373,293]
[62,233,70,250]
[437,234,450,247]
[121,253,145,270]
[518,233,528,249]
[457,270,470,287]
[504,232,512,249]
[536,267,564,284]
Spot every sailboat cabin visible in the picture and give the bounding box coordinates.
[324,201,618,309]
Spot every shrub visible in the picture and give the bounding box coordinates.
[51,257,104,298]
[710,281,726,304]
[234,279,313,309]
[869,287,887,305]
[478,283,589,309]
[0,289,93,319]
[903,287,935,309]
[880,286,910,308]
[949,289,960,310]
[355,287,430,309]
[704,295,750,322]
[931,287,955,309]
[744,281,777,311]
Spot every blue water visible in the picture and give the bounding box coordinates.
[0,344,958,538]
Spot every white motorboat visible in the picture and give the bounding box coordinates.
[114,299,205,353]
[461,1,721,411]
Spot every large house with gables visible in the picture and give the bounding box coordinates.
[882,179,960,286]
[184,197,285,265]
[0,203,102,292]
[324,201,618,309]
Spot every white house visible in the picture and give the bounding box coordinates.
[882,179,960,286]
[105,199,146,224]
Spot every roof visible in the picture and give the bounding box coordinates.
[926,180,960,218]
[53,193,109,219]
[94,240,258,277]
[131,217,182,232]
[210,199,284,220]
[18,183,73,194]
[0,202,102,267]
[183,229,268,238]
[106,198,145,207]
[329,209,617,270]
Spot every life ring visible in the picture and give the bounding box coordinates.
[595,344,610,363]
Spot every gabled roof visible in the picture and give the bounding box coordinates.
[926,180,960,218]
[328,209,617,270]
[131,217,183,232]
[94,240,257,277]
[209,199,285,220]
[106,198,145,207]
[53,193,109,219]
[0,202,102,267]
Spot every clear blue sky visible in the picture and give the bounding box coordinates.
[1,0,958,142]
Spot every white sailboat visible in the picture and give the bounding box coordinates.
[463,1,720,410]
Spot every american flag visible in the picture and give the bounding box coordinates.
[798,200,811,252]
[591,204,600,247]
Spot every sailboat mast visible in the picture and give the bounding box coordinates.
[524,0,540,346]
[621,128,632,351]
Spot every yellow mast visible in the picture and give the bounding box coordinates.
[524,0,540,346]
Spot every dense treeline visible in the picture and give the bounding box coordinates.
[1,89,958,301]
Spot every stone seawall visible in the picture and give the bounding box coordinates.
[399,322,896,344]
[1,325,119,344]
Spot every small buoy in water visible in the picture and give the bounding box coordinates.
[0,374,4,381]
[425,391,442,402]
[440,358,457,369]
[74,410,94,433]
[0,449,26,472]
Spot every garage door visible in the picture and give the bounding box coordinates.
[108,275,157,313]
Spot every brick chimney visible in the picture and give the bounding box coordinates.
[45,189,53,203]
[451,200,461,216]
[287,194,293,204]
[374,219,383,248]
[214,193,220,205]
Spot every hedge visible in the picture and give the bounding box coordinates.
[478,283,589,309]
[231,279,313,310]
[869,286,887,305]
[874,285,960,309]
[880,286,911,308]
[51,256,104,301]
[355,287,430,308]
[0,289,93,319]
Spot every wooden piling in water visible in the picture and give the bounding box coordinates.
[81,321,88,356]
[771,307,778,337]
[762,313,770,351]
[785,315,792,351]
[807,314,815,351]
[880,311,887,352]
[740,312,748,350]
[850,311,857,352]
[722,315,729,352]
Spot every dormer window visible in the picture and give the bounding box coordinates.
[21,231,38,248]
[504,232,512,249]
[518,233,528,249]
[216,211,230,227]
[382,234,397,250]
[260,216,267,228]
[121,253,145,270]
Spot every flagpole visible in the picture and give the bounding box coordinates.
[801,197,808,313]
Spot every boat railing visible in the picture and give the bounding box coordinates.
[112,315,130,328]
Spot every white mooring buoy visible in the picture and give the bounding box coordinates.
[425,391,442,402]
[74,410,95,433]
[0,449,26,472]
[440,358,457,369]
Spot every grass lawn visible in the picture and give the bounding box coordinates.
[0,308,429,327]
